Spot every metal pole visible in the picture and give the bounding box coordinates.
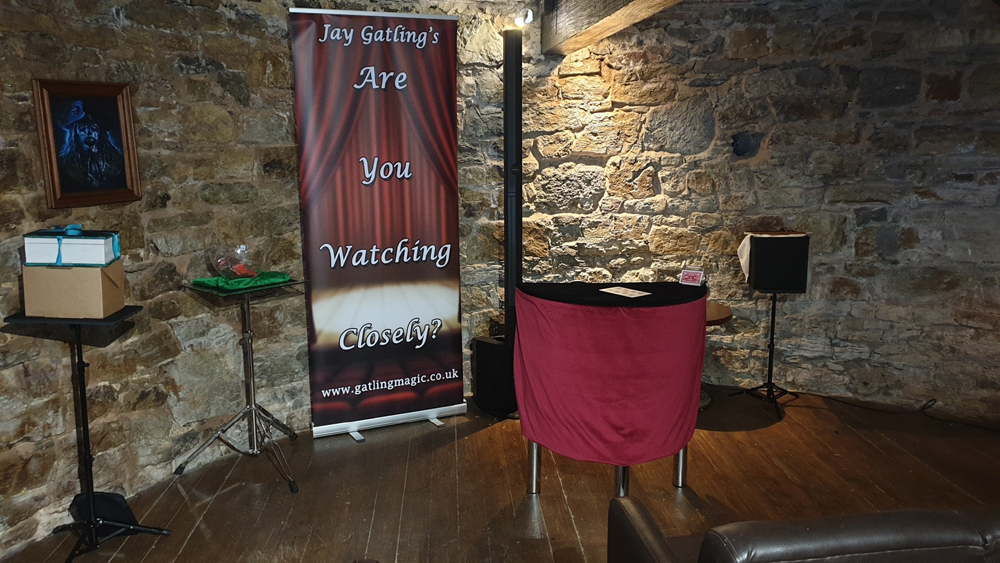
[766,292,777,395]
[615,466,630,497]
[503,28,523,345]
[673,446,688,488]
[242,293,258,454]
[73,324,98,549]
[528,440,541,494]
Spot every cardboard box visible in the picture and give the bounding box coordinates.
[24,229,120,267]
[22,259,125,319]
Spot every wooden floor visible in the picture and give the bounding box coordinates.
[8,386,1000,563]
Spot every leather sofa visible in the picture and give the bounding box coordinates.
[608,496,1000,563]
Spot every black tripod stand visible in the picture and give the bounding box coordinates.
[732,293,798,418]
[3,307,170,562]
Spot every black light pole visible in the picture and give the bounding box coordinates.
[503,28,523,345]
[470,28,522,419]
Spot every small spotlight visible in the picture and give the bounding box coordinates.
[514,8,533,28]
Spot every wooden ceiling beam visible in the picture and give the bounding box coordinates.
[541,0,685,56]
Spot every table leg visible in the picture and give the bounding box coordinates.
[673,446,688,488]
[57,324,171,562]
[615,466,630,497]
[71,324,98,552]
[528,441,541,495]
[241,293,259,454]
[175,292,298,491]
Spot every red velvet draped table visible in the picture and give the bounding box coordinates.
[513,282,708,467]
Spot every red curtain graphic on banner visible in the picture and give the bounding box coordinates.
[290,10,463,434]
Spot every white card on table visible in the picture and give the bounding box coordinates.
[600,286,651,298]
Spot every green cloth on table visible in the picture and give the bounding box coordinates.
[192,272,291,291]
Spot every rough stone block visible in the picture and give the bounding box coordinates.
[464,222,503,263]
[870,30,906,55]
[814,26,865,54]
[560,75,609,101]
[725,27,769,59]
[715,97,769,130]
[772,97,847,121]
[771,25,814,56]
[535,131,574,159]
[458,17,502,65]
[181,103,236,143]
[572,111,641,156]
[558,59,601,77]
[238,110,293,145]
[915,125,976,155]
[858,67,922,107]
[531,164,605,214]
[978,130,1000,154]
[608,166,657,200]
[970,63,1000,106]
[794,66,837,89]
[649,226,701,256]
[683,170,715,196]
[524,101,585,134]
[644,95,716,155]
[582,215,649,241]
[0,441,55,495]
[609,72,678,106]
[826,184,909,205]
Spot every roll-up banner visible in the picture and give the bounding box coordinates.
[289,9,465,438]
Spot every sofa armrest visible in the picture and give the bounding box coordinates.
[700,507,1000,563]
[608,497,683,563]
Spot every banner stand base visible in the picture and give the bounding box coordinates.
[313,402,467,440]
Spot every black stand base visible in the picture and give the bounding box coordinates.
[54,492,170,563]
[729,292,799,419]
[731,381,799,419]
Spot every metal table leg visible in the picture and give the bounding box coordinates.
[175,292,298,492]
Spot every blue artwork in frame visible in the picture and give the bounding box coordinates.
[33,80,141,209]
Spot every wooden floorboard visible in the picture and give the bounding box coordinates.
[821,396,1000,505]
[455,411,524,563]
[6,392,1000,563]
[257,423,403,562]
[180,434,312,563]
[138,453,246,563]
[394,416,460,563]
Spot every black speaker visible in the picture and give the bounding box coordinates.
[748,234,810,293]
[471,336,516,418]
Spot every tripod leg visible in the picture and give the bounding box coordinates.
[255,405,297,440]
[94,519,171,538]
[255,416,298,493]
[174,406,251,474]
[65,530,96,562]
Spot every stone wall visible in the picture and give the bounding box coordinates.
[0,0,518,553]
[508,0,1000,429]
[2,0,1000,556]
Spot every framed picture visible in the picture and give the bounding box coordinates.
[32,80,142,209]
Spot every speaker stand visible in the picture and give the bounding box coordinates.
[731,292,798,418]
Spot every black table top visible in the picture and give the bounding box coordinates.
[3,305,143,327]
[518,282,707,308]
